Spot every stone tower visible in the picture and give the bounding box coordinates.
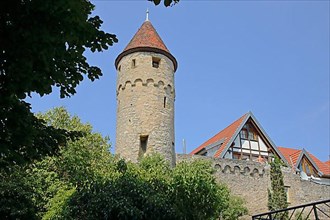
[114,19,177,166]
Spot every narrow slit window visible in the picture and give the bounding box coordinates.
[152,57,160,68]
[132,59,136,68]
[139,135,148,160]
[164,97,166,108]
[284,186,291,203]
[118,65,121,71]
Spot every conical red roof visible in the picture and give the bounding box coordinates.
[124,21,170,53]
[115,21,177,71]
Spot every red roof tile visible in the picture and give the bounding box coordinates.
[115,21,177,71]
[278,147,301,167]
[307,153,330,176]
[278,147,330,176]
[190,113,247,157]
[123,21,170,53]
[325,160,330,175]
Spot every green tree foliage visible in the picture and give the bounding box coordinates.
[149,0,180,7]
[171,159,230,219]
[62,157,244,220]
[0,166,37,219]
[35,107,116,186]
[64,161,175,219]
[0,107,113,219]
[222,196,248,220]
[0,0,118,168]
[1,108,247,219]
[42,187,76,220]
[0,0,177,168]
[268,157,288,218]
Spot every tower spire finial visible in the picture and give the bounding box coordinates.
[146,8,149,21]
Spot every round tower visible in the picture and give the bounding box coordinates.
[114,19,178,166]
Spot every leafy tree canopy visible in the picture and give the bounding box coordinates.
[1,0,117,99]
[0,107,114,219]
[62,157,241,220]
[1,107,247,219]
[0,0,179,169]
[0,0,117,168]
[149,0,180,7]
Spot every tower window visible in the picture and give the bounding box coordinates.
[139,135,148,160]
[132,59,136,68]
[164,96,166,108]
[152,57,160,68]
[118,65,121,71]
[284,186,291,203]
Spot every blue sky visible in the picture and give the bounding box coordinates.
[28,1,329,161]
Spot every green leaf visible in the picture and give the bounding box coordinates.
[153,0,161,5]
[164,0,172,7]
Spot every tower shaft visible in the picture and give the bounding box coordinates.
[115,21,177,166]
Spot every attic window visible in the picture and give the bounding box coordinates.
[240,129,248,139]
[152,57,160,68]
[132,59,136,68]
[248,127,258,141]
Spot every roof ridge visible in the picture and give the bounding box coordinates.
[190,113,247,155]
[221,113,248,131]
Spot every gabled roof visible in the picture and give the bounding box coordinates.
[278,147,330,177]
[190,113,247,156]
[190,112,288,164]
[115,20,177,71]
[277,147,302,168]
[307,152,330,176]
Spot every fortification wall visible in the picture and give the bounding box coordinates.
[177,154,330,218]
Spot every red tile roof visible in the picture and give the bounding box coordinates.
[115,21,177,71]
[325,160,330,167]
[123,21,170,54]
[307,153,330,176]
[190,113,247,157]
[278,147,330,176]
[325,160,330,175]
[277,147,301,167]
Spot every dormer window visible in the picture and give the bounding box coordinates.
[152,57,160,68]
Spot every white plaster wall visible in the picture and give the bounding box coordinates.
[259,136,268,151]
[242,140,249,149]
[251,141,259,150]
[234,136,241,147]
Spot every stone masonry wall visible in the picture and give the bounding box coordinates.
[177,154,330,218]
[116,51,176,166]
